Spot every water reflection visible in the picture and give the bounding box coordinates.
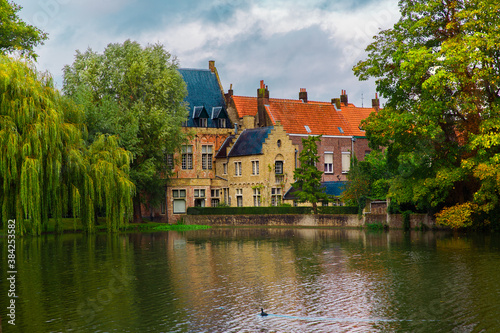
[1,229,500,332]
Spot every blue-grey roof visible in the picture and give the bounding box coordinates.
[178,68,231,128]
[215,135,235,158]
[228,127,273,157]
[322,181,348,196]
[284,181,347,200]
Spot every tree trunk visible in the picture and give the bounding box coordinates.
[132,195,143,223]
[312,202,318,214]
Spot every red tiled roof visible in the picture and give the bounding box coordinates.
[232,96,378,136]
[337,103,376,136]
[232,96,257,117]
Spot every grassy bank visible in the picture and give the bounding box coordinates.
[0,218,211,235]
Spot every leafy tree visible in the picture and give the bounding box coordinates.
[0,0,48,59]
[63,40,188,222]
[0,56,134,235]
[353,0,500,228]
[342,151,391,210]
[292,135,331,213]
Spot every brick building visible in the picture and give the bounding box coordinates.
[226,81,379,204]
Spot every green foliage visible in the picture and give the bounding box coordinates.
[63,40,188,221]
[342,151,391,209]
[187,206,358,215]
[0,56,134,235]
[153,224,211,231]
[353,0,500,228]
[292,136,331,213]
[0,1,47,59]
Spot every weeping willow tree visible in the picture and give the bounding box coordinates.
[0,55,134,235]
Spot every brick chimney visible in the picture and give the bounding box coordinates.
[299,88,308,103]
[209,60,216,73]
[225,83,233,104]
[372,93,380,112]
[257,80,270,127]
[340,90,348,105]
[331,98,341,110]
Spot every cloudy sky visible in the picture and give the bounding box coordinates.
[18,0,400,106]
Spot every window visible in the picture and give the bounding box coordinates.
[218,118,226,128]
[253,188,261,207]
[324,152,333,173]
[200,118,208,127]
[275,161,283,175]
[166,154,174,170]
[161,201,166,215]
[271,188,282,206]
[277,140,281,148]
[234,161,242,176]
[172,189,186,214]
[211,189,220,198]
[211,198,220,207]
[202,145,213,170]
[236,189,243,207]
[194,189,205,197]
[342,152,351,173]
[223,163,227,175]
[223,188,230,206]
[252,160,259,175]
[194,189,205,207]
[182,145,193,170]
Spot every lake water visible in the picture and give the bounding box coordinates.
[1,228,500,332]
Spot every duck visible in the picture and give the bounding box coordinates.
[260,308,268,316]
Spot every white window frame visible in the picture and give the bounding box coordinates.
[252,160,260,175]
[275,161,283,175]
[342,152,351,173]
[199,118,208,127]
[234,161,242,176]
[202,145,213,170]
[324,152,333,174]
[172,189,187,214]
[271,187,282,206]
[182,145,193,170]
[253,188,261,207]
[236,188,243,207]
[218,118,226,128]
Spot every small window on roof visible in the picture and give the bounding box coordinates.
[304,125,311,133]
[338,127,344,134]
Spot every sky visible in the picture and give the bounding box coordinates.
[17,0,400,107]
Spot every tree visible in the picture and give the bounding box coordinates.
[0,0,48,59]
[0,55,134,235]
[342,151,391,211]
[63,40,188,223]
[353,0,500,228]
[292,136,330,213]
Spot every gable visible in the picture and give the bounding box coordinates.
[178,68,231,128]
[228,127,273,157]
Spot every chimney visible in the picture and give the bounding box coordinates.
[225,83,234,103]
[209,60,216,73]
[299,88,308,103]
[340,89,348,105]
[257,80,270,127]
[331,98,341,110]
[371,93,380,112]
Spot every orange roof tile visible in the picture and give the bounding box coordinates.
[232,95,379,137]
[338,104,376,136]
[232,96,258,117]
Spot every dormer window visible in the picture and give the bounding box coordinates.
[200,118,208,127]
[218,118,226,128]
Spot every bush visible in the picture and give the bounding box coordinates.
[187,206,358,215]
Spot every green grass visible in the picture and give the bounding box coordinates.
[0,218,211,235]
